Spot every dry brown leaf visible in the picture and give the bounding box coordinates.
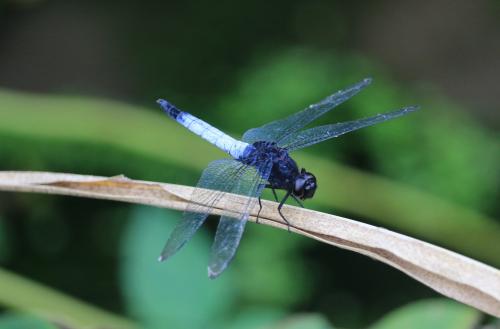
[0,171,499,317]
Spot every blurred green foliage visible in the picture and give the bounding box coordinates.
[0,314,57,329]
[263,314,334,329]
[368,299,480,329]
[120,207,314,328]
[234,224,312,306]
[121,207,234,329]
[356,86,499,214]
[0,266,137,329]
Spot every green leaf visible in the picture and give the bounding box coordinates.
[223,311,333,329]
[0,266,137,329]
[264,314,334,329]
[120,206,235,329]
[222,307,285,329]
[233,224,312,306]
[368,299,480,329]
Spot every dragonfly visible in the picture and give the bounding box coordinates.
[156,78,419,278]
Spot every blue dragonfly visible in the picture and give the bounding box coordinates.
[157,78,418,278]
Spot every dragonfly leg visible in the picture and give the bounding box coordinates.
[277,190,291,232]
[271,188,279,202]
[291,194,304,208]
[256,197,263,224]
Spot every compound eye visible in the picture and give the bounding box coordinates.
[303,181,316,198]
[301,174,317,199]
[307,179,316,189]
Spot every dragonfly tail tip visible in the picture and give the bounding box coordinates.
[158,255,167,262]
[207,267,219,279]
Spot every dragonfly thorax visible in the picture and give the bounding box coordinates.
[241,141,317,200]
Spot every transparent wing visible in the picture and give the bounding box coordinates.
[281,106,419,152]
[207,159,273,278]
[159,159,247,261]
[242,78,372,144]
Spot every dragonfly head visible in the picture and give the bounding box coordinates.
[293,168,317,200]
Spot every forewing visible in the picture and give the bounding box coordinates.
[281,106,419,152]
[207,160,273,278]
[159,159,246,261]
[242,78,372,144]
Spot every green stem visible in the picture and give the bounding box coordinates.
[0,267,138,328]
